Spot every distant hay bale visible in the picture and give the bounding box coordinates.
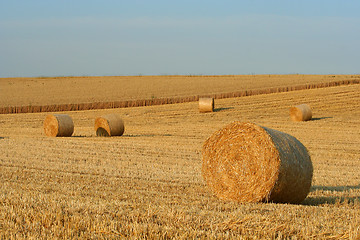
[202,122,313,204]
[43,114,74,137]
[290,104,312,121]
[94,113,124,137]
[199,98,214,113]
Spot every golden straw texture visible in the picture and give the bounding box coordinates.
[290,104,312,121]
[43,114,74,137]
[94,113,125,137]
[202,122,313,204]
[199,98,214,113]
[2,79,359,114]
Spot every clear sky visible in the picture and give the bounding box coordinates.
[1,0,360,77]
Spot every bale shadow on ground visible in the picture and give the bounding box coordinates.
[214,107,234,112]
[124,134,172,138]
[311,185,360,191]
[303,196,360,206]
[71,135,93,138]
[311,117,333,121]
[303,185,360,206]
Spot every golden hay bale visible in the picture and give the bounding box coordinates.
[199,97,214,113]
[43,114,74,137]
[202,122,313,204]
[94,113,124,137]
[290,104,312,121]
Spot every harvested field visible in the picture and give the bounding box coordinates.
[1,74,359,114]
[0,76,360,238]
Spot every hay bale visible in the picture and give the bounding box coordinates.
[202,122,313,204]
[290,104,312,121]
[43,114,74,137]
[94,113,124,137]
[199,97,214,113]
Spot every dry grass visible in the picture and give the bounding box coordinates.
[0,78,360,238]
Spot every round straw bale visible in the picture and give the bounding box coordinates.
[94,113,124,137]
[202,122,313,204]
[199,97,214,113]
[43,114,74,137]
[290,104,312,121]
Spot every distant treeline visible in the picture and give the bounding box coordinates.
[1,79,359,114]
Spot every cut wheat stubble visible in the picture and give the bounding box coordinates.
[43,114,74,137]
[94,113,125,137]
[202,122,313,204]
[290,104,312,121]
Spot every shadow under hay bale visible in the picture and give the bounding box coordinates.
[303,185,360,206]
[214,107,234,112]
[199,98,214,113]
[290,104,312,121]
[43,114,74,137]
[311,117,332,121]
[94,113,124,137]
[202,122,313,204]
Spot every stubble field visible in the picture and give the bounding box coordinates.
[0,74,358,108]
[0,75,360,239]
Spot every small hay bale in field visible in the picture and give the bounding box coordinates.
[199,97,214,113]
[290,104,312,121]
[202,122,313,204]
[94,113,124,137]
[43,114,74,137]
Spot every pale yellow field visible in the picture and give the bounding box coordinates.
[0,74,358,107]
[0,76,360,239]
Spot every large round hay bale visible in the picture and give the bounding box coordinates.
[43,114,74,137]
[94,113,124,137]
[290,104,312,121]
[202,122,313,204]
[199,98,214,113]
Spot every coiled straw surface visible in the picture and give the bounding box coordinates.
[290,104,312,121]
[202,122,313,204]
[94,113,124,137]
[199,98,214,113]
[43,114,74,137]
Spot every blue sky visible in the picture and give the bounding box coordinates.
[1,0,360,77]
